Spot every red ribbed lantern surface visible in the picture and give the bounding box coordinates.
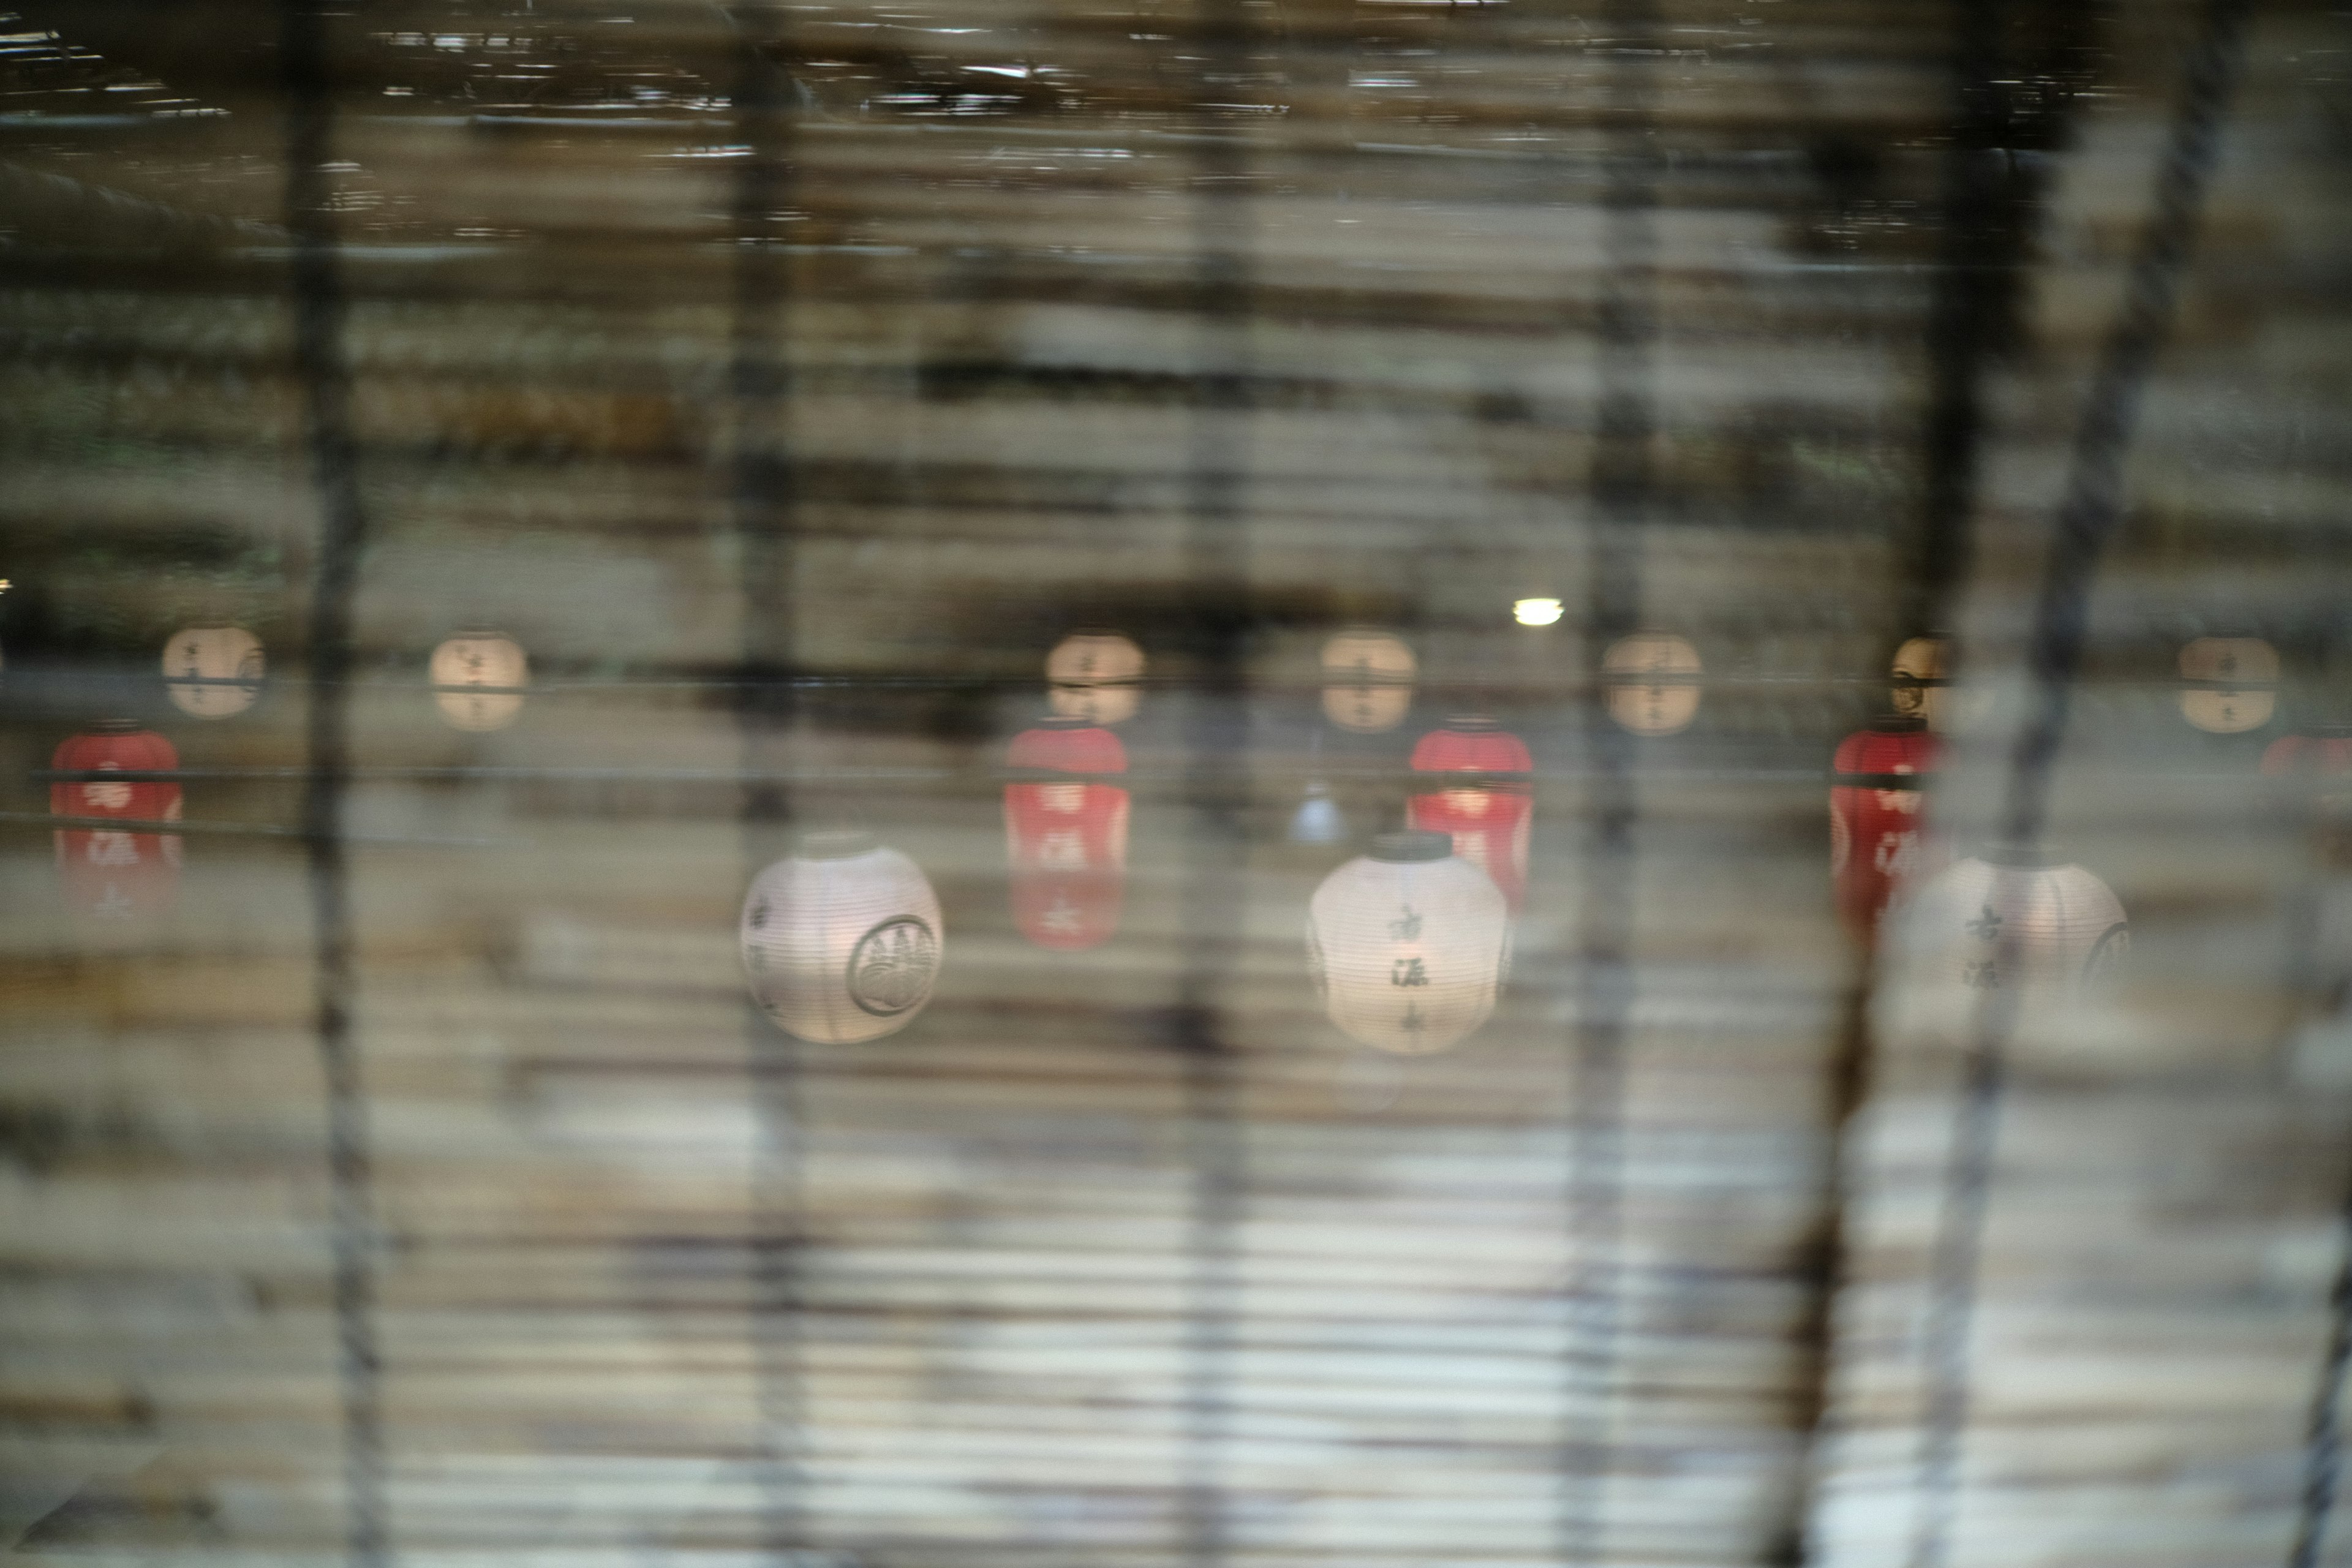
[1830,717,1939,941]
[2264,729,2352,781]
[1005,720,1130,950]
[50,724,183,923]
[1408,718,1534,911]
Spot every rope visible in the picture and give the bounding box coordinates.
[1907,3,2253,1563]
[1558,0,1660,1558]
[282,1,386,1560]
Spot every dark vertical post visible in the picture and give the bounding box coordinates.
[725,11,805,1561]
[1906,3,2252,1565]
[282,2,385,1562]
[1559,0,1656,1561]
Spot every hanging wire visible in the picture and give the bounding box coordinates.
[1557,0,1659,1559]
[281,1,386,1561]
[1906,2,2254,1564]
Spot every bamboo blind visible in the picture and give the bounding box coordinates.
[0,1,2348,1565]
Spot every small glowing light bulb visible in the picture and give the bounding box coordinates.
[1513,597,1562,627]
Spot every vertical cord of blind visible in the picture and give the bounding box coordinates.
[1905,3,2252,1565]
[282,3,386,1562]
[1781,3,2039,1556]
[1175,0,1254,1560]
[726,12,806,1560]
[1558,0,1657,1561]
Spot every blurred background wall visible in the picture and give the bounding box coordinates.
[0,1,2348,1564]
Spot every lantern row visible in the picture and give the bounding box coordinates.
[52,630,2348,1051]
[159,625,529,730]
[135,625,2325,735]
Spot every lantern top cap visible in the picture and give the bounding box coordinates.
[1865,714,1928,734]
[1438,714,1498,731]
[448,627,514,641]
[1368,829,1454,864]
[1973,842,2067,870]
[796,829,878,860]
[1028,715,1103,731]
[92,717,142,734]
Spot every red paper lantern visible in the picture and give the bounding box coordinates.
[1408,718,1534,911]
[1005,718,1131,950]
[2265,726,2352,827]
[1830,717,1940,942]
[50,723,183,924]
[2264,728,2352,782]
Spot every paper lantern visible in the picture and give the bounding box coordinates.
[1897,846,2128,1001]
[1830,716,1941,941]
[2178,636,2278,734]
[1891,635,1951,729]
[1409,718,1534,910]
[431,631,529,732]
[1046,631,1145,726]
[1306,829,1511,1055]
[2265,726,2352,825]
[1601,631,1702,736]
[1005,719,1129,951]
[741,832,943,1043]
[1319,629,1416,734]
[162,625,263,718]
[2264,728,2352,782]
[51,723,182,924]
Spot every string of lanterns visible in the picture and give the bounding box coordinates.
[45,614,2345,1055]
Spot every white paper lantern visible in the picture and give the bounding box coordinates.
[1305,829,1510,1055]
[431,631,529,732]
[162,625,264,718]
[1601,631,1702,736]
[741,832,943,1044]
[1319,629,1415,734]
[2178,636,2278,734]
[1046,631,1145,726]
[1895,846,2128,1001]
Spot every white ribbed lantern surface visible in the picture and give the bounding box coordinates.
[162,625,264,718]
[431,631,530,732]
[1306,829,1510,1055]
[1896,846,2128,1000]
[741,832,943,1044]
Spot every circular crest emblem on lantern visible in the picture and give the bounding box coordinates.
[848,914,941,1016]
[431,631,530,733]
[162,625,265,719]
[2177,636,2278,734]
[1319,629,1416,734]
[741,831,943,1043]
[1046,631,1145,726]
[1600,632,1702,736]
